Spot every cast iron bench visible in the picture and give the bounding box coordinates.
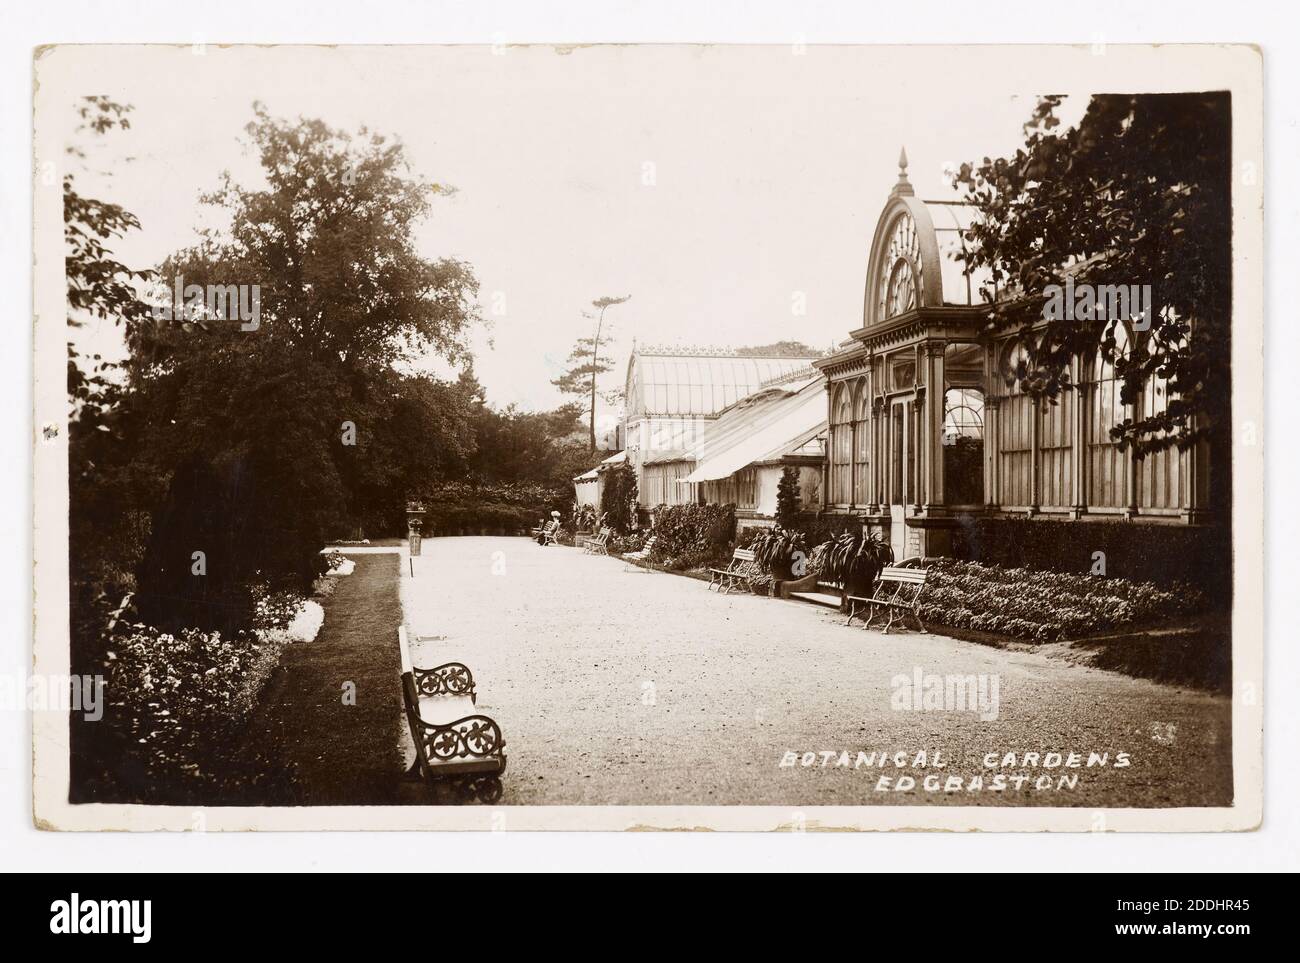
[398,626,507,780]
[621,534,658,572]
[845,565,929,634]
[708,547,757,594]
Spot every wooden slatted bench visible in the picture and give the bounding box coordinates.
[621,534,658,572]
[398,626,507,780]
[845,565,929,634]
[530,520,560,546]
[579,526,612,555]
[708,548,757,594]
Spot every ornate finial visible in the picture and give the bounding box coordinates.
[892,146,914,197]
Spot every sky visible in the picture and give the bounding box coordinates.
[54,44,1100,415]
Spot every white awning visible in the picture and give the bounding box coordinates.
[682,381,826,484]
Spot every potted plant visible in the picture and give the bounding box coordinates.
[749,526,808,582]
[821,531,893,599]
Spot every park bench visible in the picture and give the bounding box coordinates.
[708,548,757,594]
[845,565,929,634]
[397,626,507,780]
[530,520,560,546]
[579,526,612,555]
[621,534,658,572]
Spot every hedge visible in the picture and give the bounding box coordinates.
[649,503,736,570]
[949,515,1230,602]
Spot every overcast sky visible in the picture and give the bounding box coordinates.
[55,45,1104,414]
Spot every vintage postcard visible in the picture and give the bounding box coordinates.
[31,43,1262,831]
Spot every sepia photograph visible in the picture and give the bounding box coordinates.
[27,36,1263,837]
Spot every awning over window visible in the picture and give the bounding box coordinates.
[682,378,827,484]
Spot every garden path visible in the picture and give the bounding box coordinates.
[398,537,1233,807]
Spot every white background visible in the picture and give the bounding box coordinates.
[2,0,1294,871]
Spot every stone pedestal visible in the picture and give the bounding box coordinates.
[406,502,426,557]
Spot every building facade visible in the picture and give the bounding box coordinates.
[683,370,826,523]
[814,151,1211,560]
[622,345,817,507]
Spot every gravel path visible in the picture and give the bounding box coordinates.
[400,537,1232,807]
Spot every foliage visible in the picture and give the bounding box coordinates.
[648,503,735,570]
[805,540,832,580]
[916,558,1203,643]
[775,466,802,529]
[251,585,309,633]
[461,375,596,490]
[73,103,482,644]
[137,103,477,373]
[418,478,573,536]
[745,526,808,576]
[816,531,893,590]
[98,622,295,800]
[950,515,1231,601]
[952,93,1231,482]
[65,98,162,673]
[600,462,640,534]
[607,532,646,557]
[572,504,599,532]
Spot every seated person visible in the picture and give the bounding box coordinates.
[537,510,561,545]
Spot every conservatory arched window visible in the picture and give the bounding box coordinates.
[875,213,924,321]
[943,387,984,506]
[831,384,854,504]
[852,380,871,504]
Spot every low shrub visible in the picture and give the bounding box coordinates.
[607,532,646,557]
[311,575,339,599]
[915,557,1204,643]
[950,515,1230,601]
[649,504,736,570]
[101,622,293,797]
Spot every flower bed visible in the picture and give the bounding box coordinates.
[104,623,291,790]
[323,549,354,576]
[915,558,1203,643]
[253,586,325,643]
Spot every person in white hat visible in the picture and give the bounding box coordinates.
[537,510,561,545]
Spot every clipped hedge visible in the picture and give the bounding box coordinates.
[415,481,571,537]
[649,503,736,570]
[425,501,537,536]
[950,515,1230,601]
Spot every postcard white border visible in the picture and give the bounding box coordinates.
[31,42,1264,834]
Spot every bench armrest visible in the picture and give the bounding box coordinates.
[411,661,477,700]
[411,713,506,762]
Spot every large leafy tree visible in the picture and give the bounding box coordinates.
[130,105,483,623]
[64,97,163,664]
[953,93,1232,507]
